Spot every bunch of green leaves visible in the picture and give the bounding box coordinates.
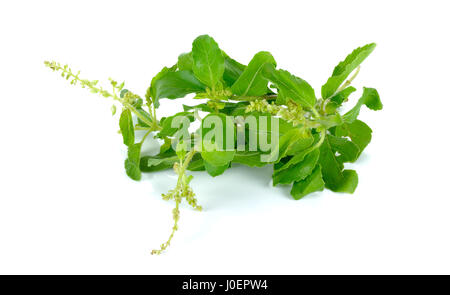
[45,35,382,254]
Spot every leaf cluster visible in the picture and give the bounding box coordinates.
[45,35,382,253]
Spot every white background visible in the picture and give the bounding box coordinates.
[1,0,449,274]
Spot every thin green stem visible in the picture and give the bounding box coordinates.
[122,102,156,130]
[140,129,152,144]
[312,129,326,150]
[151,197,181,255]
[230,94,277,101]
[336,66,360,93]
[134,126,151,131]
[182,150,196,171]
[310,107,321,119]
[151,148,198,255]
[45,61,160,130]
[152,103,158,124]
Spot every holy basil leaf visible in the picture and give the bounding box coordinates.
[183,103,215,113]
[178,50,246,88]
[274,131,322,173]
[243,115,308,163]
[335,170,358,193]
[187,153,205,171]
[177,52,193,71]
[157,111,195,138]
[317,114,344,129]
[335,119,372,157]
[318,135,358,193]
[343,87,382,123]
[321,43,376,99]
[140,154,178,173]
[324,87,357,114]
[273,149,320,186]
[327,134,360,163]
[216,101,250,116]
[232,151,266,167]
[140,147,204,173]
[119,108,134,146]
[290,165,325,200]
[223,54,246,87]
[318,135,343,190]
[159,137,175,156]
[285,135,315,156]
[135,107,153,127]
[203,161,229,177]
[274,139,314,172]
[244,113,295,142]
[201,143,235,167]
[330,86,356,106]
[228,103,250,116]
[262,63,316,108]
[231,51,276,96]
[148,64,177,108]
[153,70,206,105]
[269,129,313,163]
[192,35,225,90]
[125,143,142,181]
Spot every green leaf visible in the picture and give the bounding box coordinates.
[285,135,315,156]
[343,87,382,123]
[201,113,236,150]
[226,102,251,116]
[135,107,153,127]
[223,53,246,87]
[177,52,193,71]
[201,142,235,167]
[148,64,177,108]
[290,166,325,200]
[318,135,342,190]
[245,113,295,140]
[324,87,357,114]
[175,140,188,160]
[125,143,142,181]
[183,103,215,113]
[327,134,360,163]
[335,170,358,193]
[192,35,225,90]
[317,114,344,129]
[273,149,320,186]
[335,119,372,157]
[318,135,358,193]
[159,137,175,155]
[242,114,309,163]
[232,151,266,167]
[268,128,313,163]
[200,113,236,168]
[157,111,195,138]
[321,43,376,98]
[140,155,178,172]
[329,86,356,106]
[153,71,206,105]
[262,63,316,108]
[217,101,250,116]
[231,51,276,96]
[178,50,246,88]
[187,153,205,171]
[119,108,134,146]
[274,138,314,172]
[203,161,229,177]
